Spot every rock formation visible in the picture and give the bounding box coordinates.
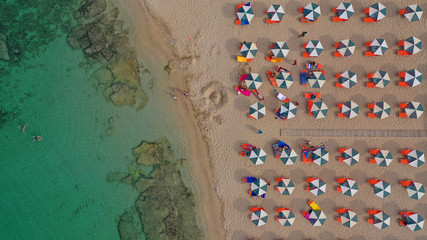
[119,138,204,240]
[67,0,148,109]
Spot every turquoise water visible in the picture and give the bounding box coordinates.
[0,35,188,239]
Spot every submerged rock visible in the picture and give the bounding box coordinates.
[67,1,148,109]
[0,34,10,61]
[120,139,204,240]
[118,210,138,240]
[77,0,106,19]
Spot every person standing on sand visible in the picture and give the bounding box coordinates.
[173,96,178,101]
[298,31,307,38]
[293,60,298,65]
[183,91,189,97]
[18,124,28,135]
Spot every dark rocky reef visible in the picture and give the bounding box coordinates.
[67,0,148,109]
[118,138,204,240]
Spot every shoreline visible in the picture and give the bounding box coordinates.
[115,0,225,239]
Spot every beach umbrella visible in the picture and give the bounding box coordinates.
[304,3,321,21]
[403,69,423,87]
[407,150,425,167]
[336,2,354,20]
[279,102,297,120]
[305,40,323,57]
[372,101,391,119]
[368,3,386,21]
[404,5,423,22]
[237,3,254,24]
[245,73,262,89]
[240,42,258,59]
[277,178,295,195]
[337,39,355,56]
[277,209,295,226]
[308,178,326,196]
[249,148,267,165]
[267,4,285,22]
[250,178,268,197]
[341,210,358,228]
[311,101,328,119]
[279,148,298,165]
[374,150,393,167]
[249,102,266,119]
[340,179,359,197]
[371,71,390,88]
[339,70,357,88]
[404,101,424,119]
[404,36,422,55]
[370,38,388,56]
[342,148,360,166]
[341,101,359,119]
[308,210,327,226]
[373,180,391,198]
[406,214,424,231]
[373,212,390,229]
[276,71,293,89]
[251,208,268,226]
[312,148,329,166]
[308,72,326,88]
[271,41,289,58]
[406,182,425,200]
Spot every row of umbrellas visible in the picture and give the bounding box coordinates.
[238,3,423,24]
[255,100,423,120]
[242,145,425,168]
[242,69,422,91]
[250,204,425,231]
[245,176,425,199]
[241,36,421,60]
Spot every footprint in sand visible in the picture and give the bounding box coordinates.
[238,63,251,76]
[197,81,228,114]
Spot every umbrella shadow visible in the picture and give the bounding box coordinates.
[234,168,252,183]
[229,230,249,240]
[233,197,251,213]
[221,2,237,19]
[225,37,243,61]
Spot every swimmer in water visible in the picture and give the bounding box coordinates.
[18,124,28,135]
[33,136,43,142]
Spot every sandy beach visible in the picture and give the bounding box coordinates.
[124,0,427,239]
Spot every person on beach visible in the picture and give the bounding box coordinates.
[183,91,189,97]
[18,124,28,135]
[293,60,298,65]
[33,136,43,142]
[295,101,300,106]
[298,31,307,38]
[257,130,263,134]
[173,96,178,101]
[173,89,177,93]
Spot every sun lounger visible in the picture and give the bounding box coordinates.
[366,82,376,88]
[252,89,265,102]
[266,19,280,24]
[303,52,311,58]
[399,9,405,15]
[308,200,321,211]
[400,180,413,186]
[267,71,278,86]
[305,92,321,99]
[368,179,382,185]
[398,41,405,46]
[305,63,323,70]
[277,93,290,102]
[301,71,307,85]
[401,149,412,155]
[266,56,282,62]
[301,17,318,23]
[334,52,344,57]
[237,56,253,62]
[235,86,252,96]
[365,51,376,56]
[365,42,372,47]
[364,17,376,22]
[333,17,347,22]
[242,176,257,183]
[275,109,285,120]
[398,50,411,55]
[368,209,382,215]
[398,82,410,87]
[337,103,346,118]
[337,208,350,214]
[251,207,265,212]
